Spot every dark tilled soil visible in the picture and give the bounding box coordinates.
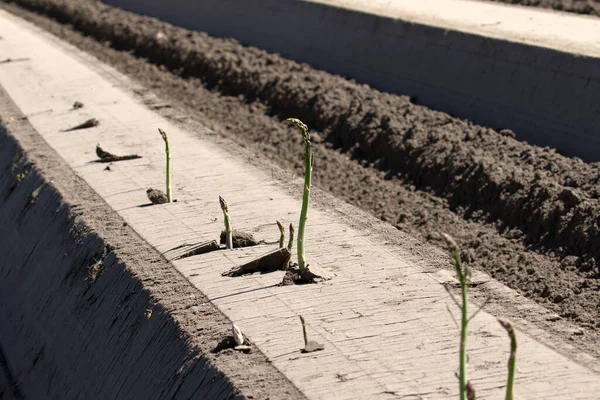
[2,0,599,351]
[482,0,600,17]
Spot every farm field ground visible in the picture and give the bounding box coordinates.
[0,0,599,397]
[1,0,598,357]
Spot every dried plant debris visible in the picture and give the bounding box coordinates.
[95,144,142,162]
[222,248,291,277]
[219,229,260,248]
[166,240,221,260]
[63,118,99,131]
[146,188,168,205]
[299,315,324,353]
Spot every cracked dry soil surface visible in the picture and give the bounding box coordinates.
[2,0,599,358]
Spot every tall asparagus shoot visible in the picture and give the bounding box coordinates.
[158,128,172,202]
[497,318,517,400]
[220,196,233,250]
[277,221,285,249]
[286,118,313,273]
[442,233,470,400]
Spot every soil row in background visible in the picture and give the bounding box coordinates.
[2,0,599,350]
[7,0,600,265]
[484,0,600,17]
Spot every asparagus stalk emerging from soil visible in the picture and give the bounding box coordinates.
[286,118,313,273]
[442,233,470,400]
[497,318,517,400]
[277,221,285,249]
[219,196,233,250]
[158,128,172,203]
[287,223,295,252]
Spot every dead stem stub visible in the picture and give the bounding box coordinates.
[166,240,221,260]
[95,144,142,163]
[281,264,322,286]
[219,230,259,248]
[212,336,252,354]
[223,248,291,277]
[299,315,325,353]
[62,118,99,131]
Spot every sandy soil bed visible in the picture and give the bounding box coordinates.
[482,0,600,17]
[0,90,305,399]
[1,0,598,357]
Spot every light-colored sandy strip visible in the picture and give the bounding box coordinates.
[0,9,598,399]
[313,0,600,57]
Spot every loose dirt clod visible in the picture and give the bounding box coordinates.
[166,240,221,260]
[219,230,259,248]
[62,118,99,131]
[146,188,168,205]
[281,265,323,286]
[95,144,142,162]
[222,248,291,277]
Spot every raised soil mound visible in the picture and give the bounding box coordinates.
[484,0,600,18]
[2,0,599,356]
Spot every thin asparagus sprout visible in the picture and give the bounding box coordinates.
[287,223,295,252]
[219,196,233,250]
[158,128,172,202]
[497,318,517,400]
[442,233,470,400]
[299,315,308,348]
[286,118,312,273]
[276,221,285,249]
